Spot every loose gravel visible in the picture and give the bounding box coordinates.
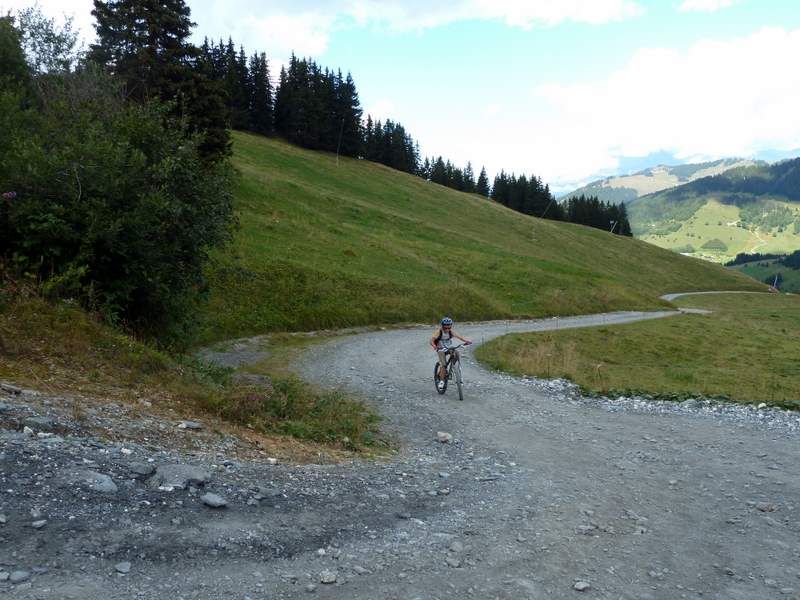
[1,307,799,599]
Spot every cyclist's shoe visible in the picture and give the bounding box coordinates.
[437,381,445,391]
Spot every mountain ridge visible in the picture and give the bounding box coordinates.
[627,158,800,262]
[562,158,762,204]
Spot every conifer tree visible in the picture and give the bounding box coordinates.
[463,162,475,193]
[273,65,290,135]
[431,157,447,185]
[248,52,272,135]
[89,0,229,160]
[476,167,490,197]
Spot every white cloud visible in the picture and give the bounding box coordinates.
[522,26,800,187]
[364,99,397,121]
[414,26,800,191]
[2,1,645,64]
[342,0,644,30]
[678,0,735,13]
[1,0,95,42]
[189,1,645,61]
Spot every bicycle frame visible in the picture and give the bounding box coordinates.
[434,343,466,400]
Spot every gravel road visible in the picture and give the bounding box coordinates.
[2,305,799,599]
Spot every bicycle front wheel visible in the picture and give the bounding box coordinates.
[434,363,447,394]
[455,362,463,401]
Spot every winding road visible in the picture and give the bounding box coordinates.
[285,300,799,600]
[3,296,798,600]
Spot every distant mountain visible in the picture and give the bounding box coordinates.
[627,158,800,263]
[562,158,760,204]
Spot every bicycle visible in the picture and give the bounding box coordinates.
[433,343,467,401]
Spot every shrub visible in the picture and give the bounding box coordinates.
[0,36,234,346]
[701,238,728,252]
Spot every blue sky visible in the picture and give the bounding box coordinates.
[5,0,800,192]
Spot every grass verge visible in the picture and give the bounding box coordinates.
[0,284,383,451]
[475,292,800,409]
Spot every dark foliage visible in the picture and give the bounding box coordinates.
[89,0,230,161]
[664,158,800,202]
[725,252,785,266]
[563,195,633,236]
[781,250,800,270]
[1,12,235,347]
[492,171,562,219]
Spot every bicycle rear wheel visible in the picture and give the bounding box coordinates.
[434,363,447,394]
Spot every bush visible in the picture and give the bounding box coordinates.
[701,238,728,252]
[0,56,234,347]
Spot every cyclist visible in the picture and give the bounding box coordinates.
[430,317,472,391]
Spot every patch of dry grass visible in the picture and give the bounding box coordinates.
[0,284,385,453]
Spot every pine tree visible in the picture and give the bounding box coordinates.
[431,157,447,185]
[476,167,490,197]
[249,52,272,135]
[273,65,290,135]
[90,0,194,101]
[336,71,362,157]
[463,162,475,193]
[89,0,229,160]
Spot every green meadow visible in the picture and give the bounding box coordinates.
[477,293,800,408]
[199,133,761,343]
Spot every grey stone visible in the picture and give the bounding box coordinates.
[0,402,12,412]
[80,471,118,493]
[756,502,777,512]
[10,570,30,584]
[574,581,591,592]
[305,584,317,593]
[449,541,464,553]
[319,570,337,584]
[201,493,227,508]
[445,557,462,568]
[24,416,57,431]
[436,431,453,443]
[115,562,131,574]
[0,572,8,582]
[0,513,6,524]
[129,463,155,477]
[178,421,203,430]
[148,464,211,490]
[31,519,47,529]
[0,383,22,395]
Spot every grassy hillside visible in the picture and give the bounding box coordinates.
[731,260,800,293]
[563,158,755,204]
[199,132,763,343]
[628,159,800,263]
[477,293,800,408]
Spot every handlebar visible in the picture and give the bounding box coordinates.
[437,342,471,352]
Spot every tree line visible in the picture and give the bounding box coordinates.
[201,34,631,235]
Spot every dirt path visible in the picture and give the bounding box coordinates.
[2,303,798,599]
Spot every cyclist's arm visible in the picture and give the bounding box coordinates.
[453,331,473,345]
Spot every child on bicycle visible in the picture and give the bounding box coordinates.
[431,317,472,391]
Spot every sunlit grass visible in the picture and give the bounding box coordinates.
[198,132,762,343]
[476,293,800,408]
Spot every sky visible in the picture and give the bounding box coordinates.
[4,0,800,192]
